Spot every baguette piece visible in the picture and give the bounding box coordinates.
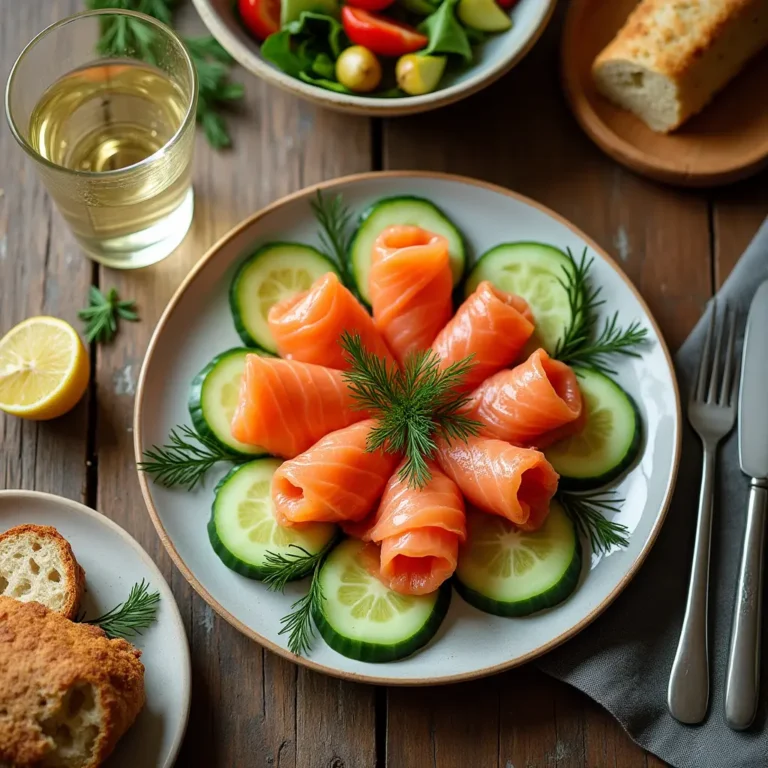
[592,0,768,132]
[0,525,85,620]
[0,597,145,768]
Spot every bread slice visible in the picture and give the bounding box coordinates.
[0,597,145,768]
[592,0,768,132]
[0,524,85,620]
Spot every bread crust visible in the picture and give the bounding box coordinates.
[0,525,86,620]
[0,597,145,768]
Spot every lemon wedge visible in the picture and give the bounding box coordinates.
[0,317,90,420]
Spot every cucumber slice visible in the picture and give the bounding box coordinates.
[464,243,576,353]
[455,501,581,617]
[189,348,267,457]
[230,242,339,353]
[314,538,451,662]
[349,196,466,305]
[544,369,641,491]
[209,459,336,580]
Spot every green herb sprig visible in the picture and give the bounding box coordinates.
[554,249,649,374]
[78,286,138,344]
[138,424,247,490]
[81,579,161,639]
[261,538,338,655]
[310,191,355,287]
[86,0,244,148]
[341,332,480,488]
[558,490,629,555]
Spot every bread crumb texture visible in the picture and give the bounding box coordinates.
[0,597,144,768]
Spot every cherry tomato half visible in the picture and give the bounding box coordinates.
[341,7,428,57]
[345,0,397,11]
[239,0,280,41]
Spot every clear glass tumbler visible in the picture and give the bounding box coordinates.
[5,9,198,269]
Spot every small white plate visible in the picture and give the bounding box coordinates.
[0,491,191,767]
[135,172,681,685]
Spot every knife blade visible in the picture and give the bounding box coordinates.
[725,280,768,730]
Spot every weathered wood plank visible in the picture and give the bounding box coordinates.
[91,7,375,766]
[0,0,90,499]
[382,4,709,766]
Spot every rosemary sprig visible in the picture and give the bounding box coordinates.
[82,579,161,640]
[138,424,247,490]
[86,0,243,148]
[341,332,480,488]
[558,490,630,555]
[554,249,648,375]
[261,538,338,655]
[310,191,354,286]
[78,286,138,344]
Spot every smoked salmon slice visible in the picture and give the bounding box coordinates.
[271,420,400,526]
[268,272,395,370]
[466,348,583,448]
[436,435,558,531]
[230,355,365,459]
[431,280,535,391]
[369,226,453,365]
[352,460,466,595]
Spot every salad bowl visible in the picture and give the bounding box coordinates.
[192,0,556,115]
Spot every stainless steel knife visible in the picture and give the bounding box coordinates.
[724,280,768,731]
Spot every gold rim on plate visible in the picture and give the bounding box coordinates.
[134,170,682,686]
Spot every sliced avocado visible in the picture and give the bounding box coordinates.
[457,0,512,32]
[281,0,339,26]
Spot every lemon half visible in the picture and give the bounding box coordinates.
[0,317,90,420]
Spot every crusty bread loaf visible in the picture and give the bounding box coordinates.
[0,597,145,768]
[0,525,85,620]
[592,0,768,132]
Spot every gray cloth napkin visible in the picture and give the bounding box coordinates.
[538,218,768,768]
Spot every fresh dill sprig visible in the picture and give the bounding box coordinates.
[340,332,480,488]
[83,579,161,640]
[558,490,630,555]
[78,286,138,344]
[138,424,247,490]
[86,0,243,148]
[554,249,649,375]
[310,191,354,286]
[261,538,338,656]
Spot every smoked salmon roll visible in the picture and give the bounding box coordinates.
[370,226,453,365]
[431,281,535,391]
[231,355,365,458]
[268,272,395,370]
[436,435,558,532]
[466,348,583,448]
[271,420,400,526]
[354,461,466,595]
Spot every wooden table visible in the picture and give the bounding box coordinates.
[2,2,767,766]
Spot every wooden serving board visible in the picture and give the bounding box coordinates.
[561,0,768,187]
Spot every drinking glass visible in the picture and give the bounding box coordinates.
[5,9,198,269]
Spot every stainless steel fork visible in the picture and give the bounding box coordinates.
[667,301,738,724]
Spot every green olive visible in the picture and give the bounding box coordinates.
[336,46,382,94]
[395,54,447,96]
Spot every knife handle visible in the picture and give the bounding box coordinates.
[725,480,768,731]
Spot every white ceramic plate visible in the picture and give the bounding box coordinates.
[0,491,191,766]
[135,172,681,685]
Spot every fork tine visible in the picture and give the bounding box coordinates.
[695,300,715,402]
[707,302,726,403]
[719,307,737,405]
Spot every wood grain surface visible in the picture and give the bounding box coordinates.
[1,2,766,767]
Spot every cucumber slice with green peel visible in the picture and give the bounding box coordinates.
[189,348,268,457]
[464,242,576,354]
[544,369,641,491]
[209,460,337,580]
[314,539,451,662]
[454,501,581,617]
[349,196,466,305]
[230,242,339,353]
